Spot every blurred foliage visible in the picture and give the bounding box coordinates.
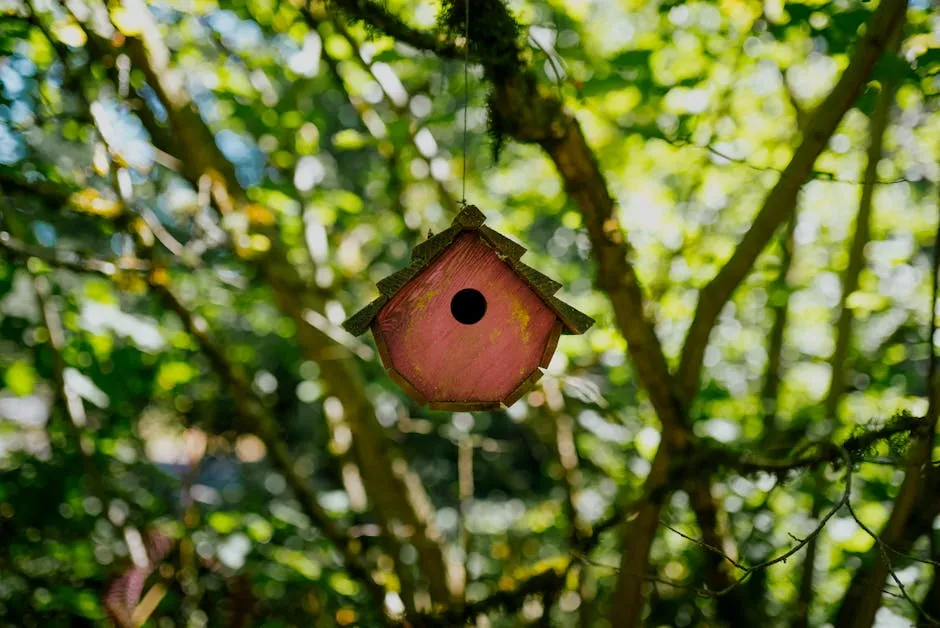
[0,0,938,626]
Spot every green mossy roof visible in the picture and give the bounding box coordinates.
[343,205,594,336]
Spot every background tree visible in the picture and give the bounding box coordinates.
[0,0,938,626]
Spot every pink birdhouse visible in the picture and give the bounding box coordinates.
[343,205,593,411]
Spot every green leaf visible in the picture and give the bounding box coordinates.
[4,361,37,397]
[332,129,369,150]
[155,361,199,391]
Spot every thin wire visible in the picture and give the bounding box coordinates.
[461,0,469,205]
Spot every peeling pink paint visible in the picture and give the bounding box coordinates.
[375,232,556,402]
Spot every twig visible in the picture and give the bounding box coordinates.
[576,448,853,599]
[676,0,910,402]
[0,231,150,276]
[846,498,940,624]
[698,141,908,186]
[25,5,391,608]
[659,520,748,571]
[634,131,910,186]
[702,447,852,597]
[528,33,564,95]
[302,4,460,215]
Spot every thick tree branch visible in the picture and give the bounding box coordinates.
[149,275,391,612]
[71,0,458,604]
[328,0,462,60]
[676,0,910,402]
[834,176,940,628]
[24,8,393,612]
[328,3,784,624]
[539,122,683,434]
[794,33,901,626]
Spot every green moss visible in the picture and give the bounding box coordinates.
[437,0,523,81]
[486,91,509,161]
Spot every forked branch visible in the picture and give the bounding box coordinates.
[676,0,910,402]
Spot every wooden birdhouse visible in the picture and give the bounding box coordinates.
[343,205,593,411]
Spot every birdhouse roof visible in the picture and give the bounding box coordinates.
[343,205,594,337]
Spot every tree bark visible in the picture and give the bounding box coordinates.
[794,31,901,626]
[760,215,797,436]
[83,1,458,605]
[676,0,910,403]
[833,165,940,628]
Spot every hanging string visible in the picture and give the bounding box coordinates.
[461,0,469,206]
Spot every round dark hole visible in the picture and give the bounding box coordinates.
[450,288,487,325]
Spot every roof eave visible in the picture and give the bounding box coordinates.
[342,204,594,337]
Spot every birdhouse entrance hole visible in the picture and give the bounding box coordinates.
[450,288,487,325]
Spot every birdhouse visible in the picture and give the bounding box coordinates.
[343,205,593,411]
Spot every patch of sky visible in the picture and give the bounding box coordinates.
[11,56,36,78]
[0,122,24,165]
[207,10,265,53]
[0,63,25,98]
[79,301,164,352]
[288,32,322,77]
[32,221,56,247]
[216,129,265,186]
[148,2,180,24]
[10,99,32,126]
[91,100,154,169]
[138,84,168,123]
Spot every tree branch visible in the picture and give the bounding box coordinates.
[327,3,919,624]
[684,447,853,598]
[25,9,394,611]
[303,4,459,216]
[0,231,150,276]
[794,29,902,625]
[760,214,797,435]
[583,412,927,544]
[845,498,940,625]
[676,0,910,403]
[70,0,459,604]
[582,448,854,600]
[149,276,391,611]
[833,173,940,628]
[328,0,462,60]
